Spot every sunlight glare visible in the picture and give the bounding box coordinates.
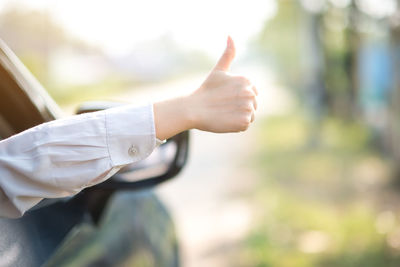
[3,0,277,57]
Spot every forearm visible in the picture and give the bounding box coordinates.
[0,104,157,218]
[153,96,194,140]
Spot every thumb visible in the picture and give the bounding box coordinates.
[213,36,236,72]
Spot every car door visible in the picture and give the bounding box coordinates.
[0,39,188,267]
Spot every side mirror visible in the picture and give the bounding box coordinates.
[76,101,189,191]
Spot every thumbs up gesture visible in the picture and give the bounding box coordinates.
[153,37,258,140]
[186,36,258,133]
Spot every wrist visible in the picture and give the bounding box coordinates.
[153,95,194,140]
[180,93,197,130]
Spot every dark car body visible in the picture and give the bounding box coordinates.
[0,39,189,267]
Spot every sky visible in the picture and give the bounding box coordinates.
[1,0,395,57]
[0,0,277,57]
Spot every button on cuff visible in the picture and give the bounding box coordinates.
[128,145,139,157]
[105,103,156,167]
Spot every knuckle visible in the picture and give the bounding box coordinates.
[235,76,250,86]
[247,89,256,99]
[242,104,253,113]
[252,85,259,96]
[212,70,229,79]
[240,123,250,131]
[238,117,250,131]
[239,87,255,99]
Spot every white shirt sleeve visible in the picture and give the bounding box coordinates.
[0,103,157,218]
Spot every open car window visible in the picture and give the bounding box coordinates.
[0,39,62,139]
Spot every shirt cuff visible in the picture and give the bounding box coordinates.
[156,138,166,147]
[105,103,156,167]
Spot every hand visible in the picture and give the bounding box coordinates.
[186,36,258,133]
[153,36,258,140]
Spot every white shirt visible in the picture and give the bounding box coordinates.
[0,103,160,218]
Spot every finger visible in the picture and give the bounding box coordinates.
[253,95,258,110]
[251,112,255,123]
[246,86,258,110]
[252,85,258,96]
[213,36,236,72]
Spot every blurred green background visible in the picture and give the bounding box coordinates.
[3,0,400,266]
[239,1,400,266]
